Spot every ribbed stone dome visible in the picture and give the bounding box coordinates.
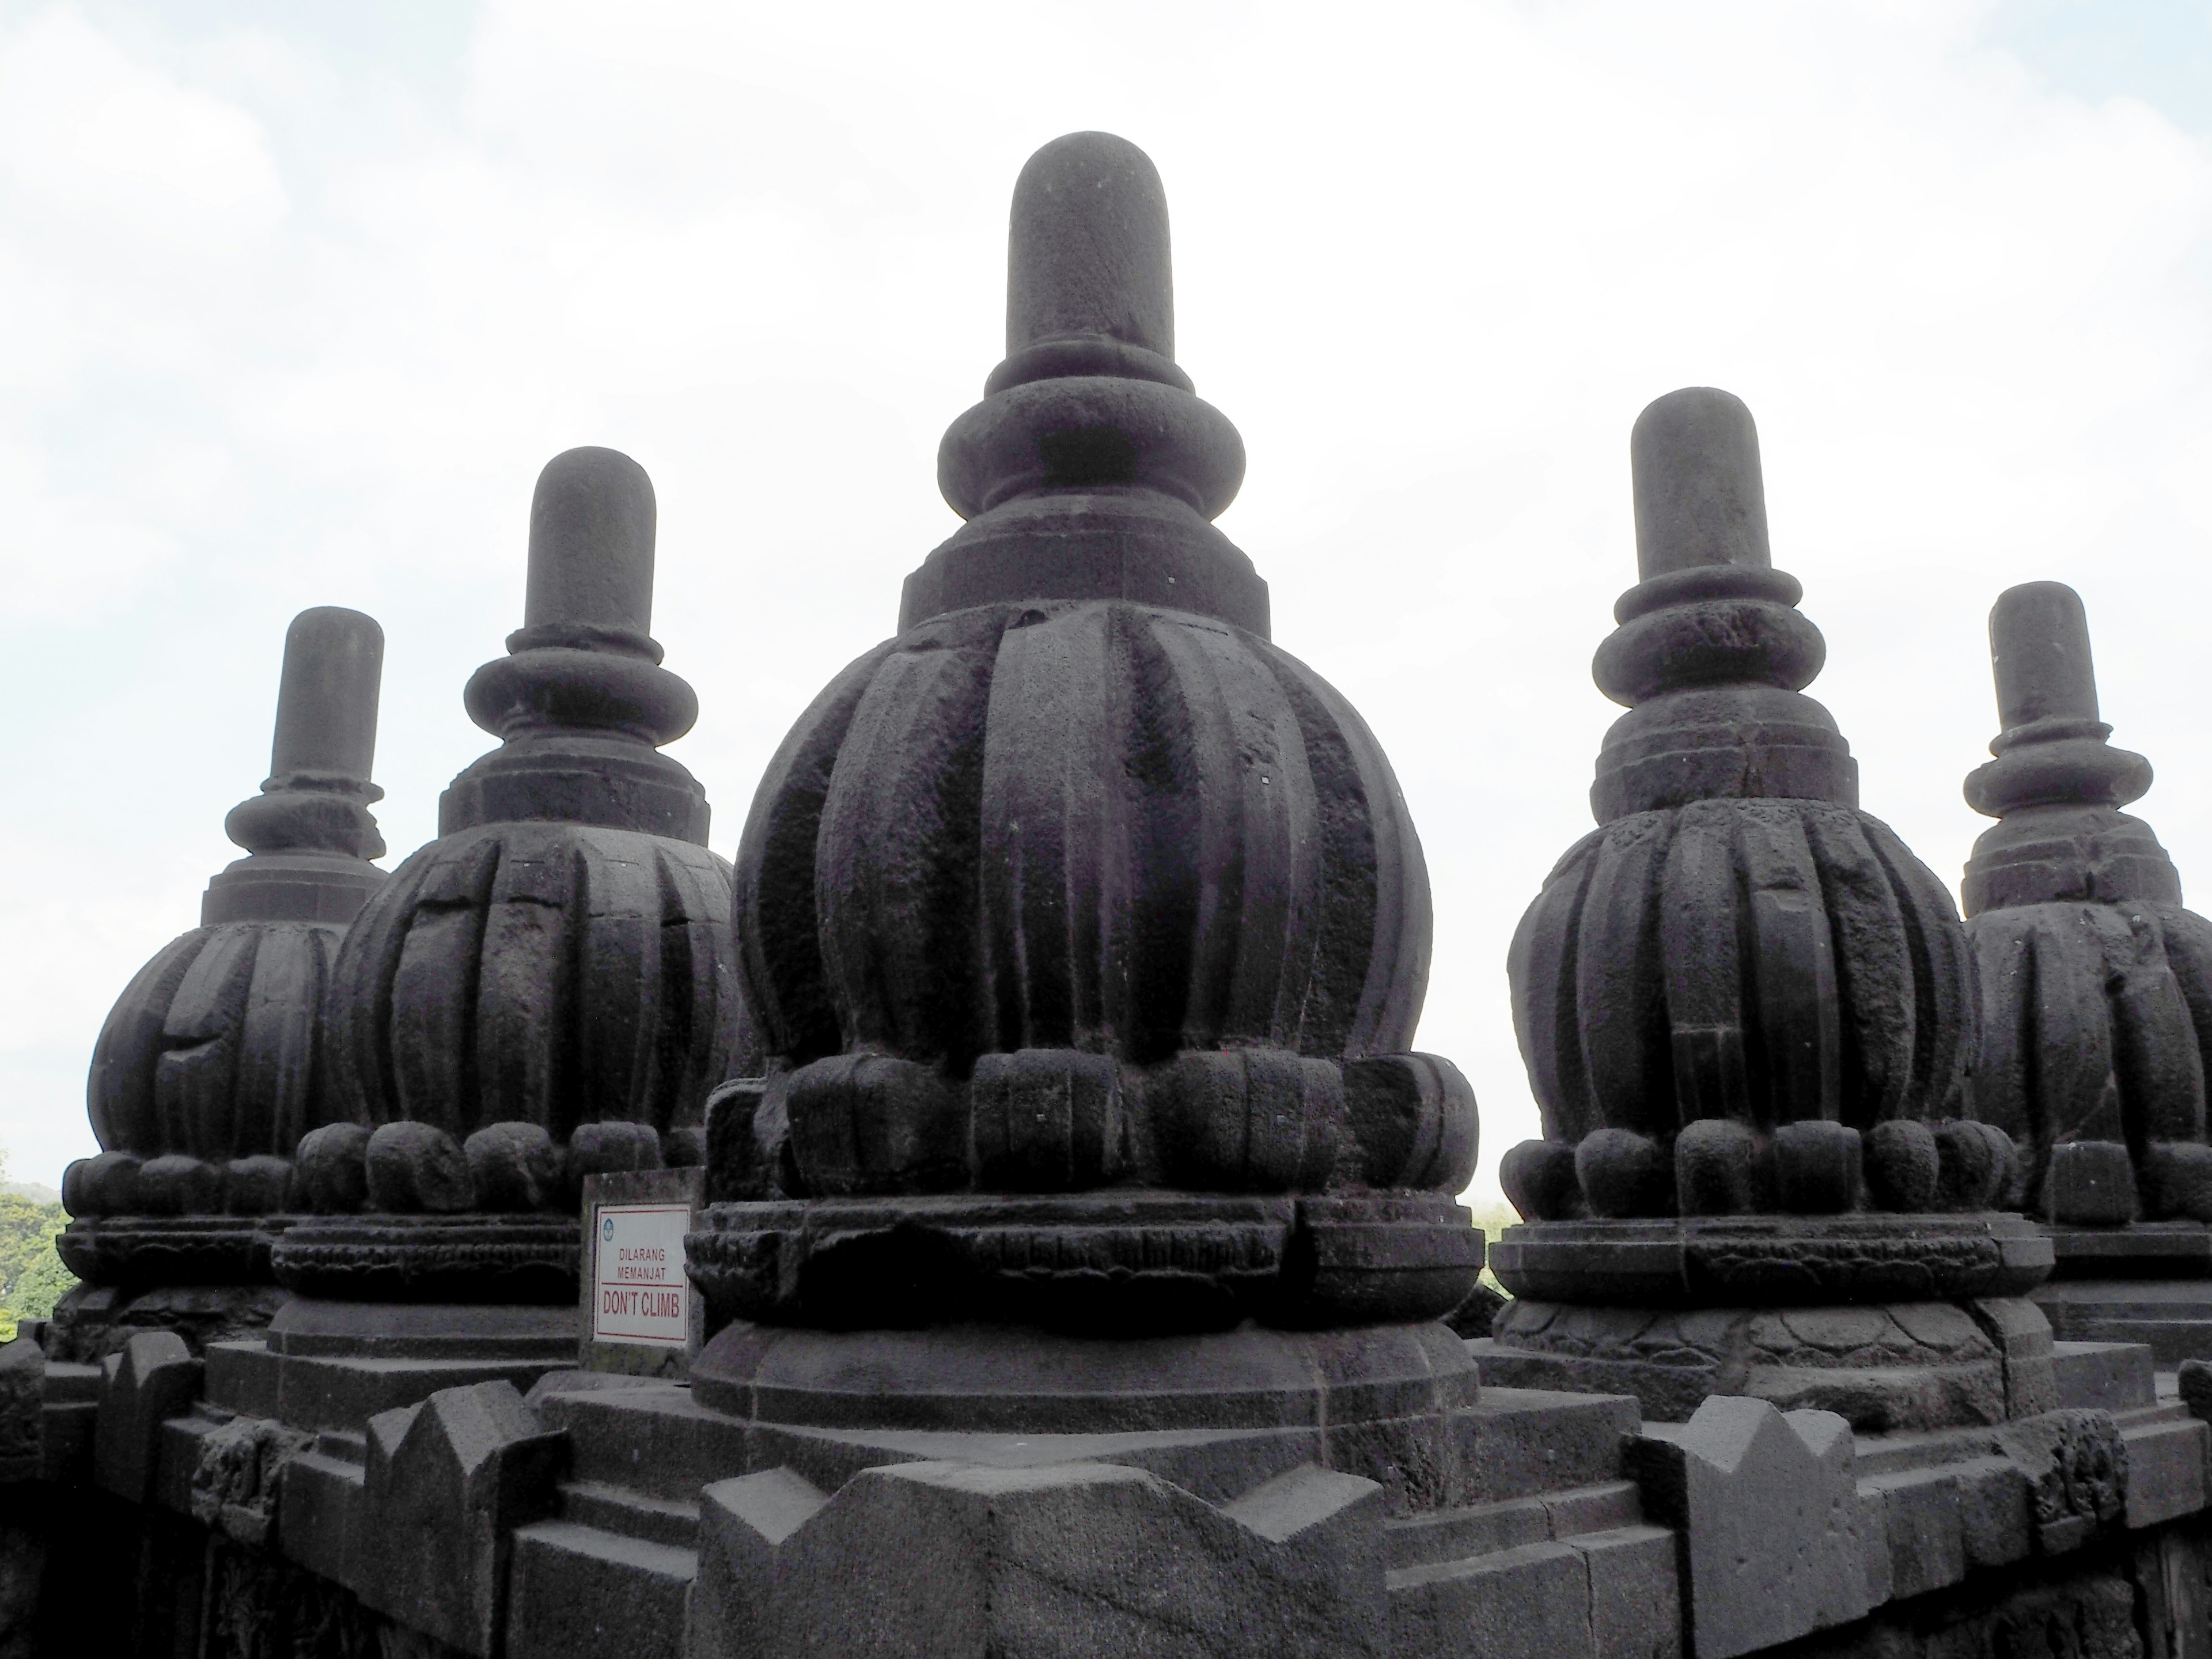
[690,134,1479,1344]
[324,448,743,1146]
[1963,581,2212,1227]
[1501,389,1980,1229]
[63,605,387,1289]
[738,597,1431,1081]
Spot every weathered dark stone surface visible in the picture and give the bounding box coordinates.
[691,1317,1476,1436]
[691,1458,1386,1658]
[1487,388,2052,1435]
[1963,582,2212,1253]
[1631,1396,1867,1657]
[1488,1214,2050,1308]
[1476,1298,2045,1431]
[58,608,387,1328]
[43,1282,287,1365]
[324,448,743,1150]
[704,131,1480,1364]
[284,448,746,1302]
[1504,391,1977,1243]
[40,126,2212,1659]
[358,1380,564,1654]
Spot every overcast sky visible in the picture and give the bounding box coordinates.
[3,0,2209,1203]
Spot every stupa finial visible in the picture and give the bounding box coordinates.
[1587,386,1847,820]
[208,605,386,923]
[1962,580,2209,1231]
[1630,387,1772,578]
[1963,581,2152,842]
[62,605,390,1330]
[912,132,1259,634]
[522,444,657,638]
[993,131,1181,392]
[445,445,706,842]
[1991,579,2099,729]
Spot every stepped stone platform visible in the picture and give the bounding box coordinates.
[11,125,2212,1659]
[6,1316,2210,1656]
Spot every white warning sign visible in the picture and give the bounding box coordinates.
[592,1203,691,1347]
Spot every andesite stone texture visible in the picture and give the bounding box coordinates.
[1962,584,2212,1261]
[691,131,1483,1454]
[54,607,387,1359]
[276,447,746,1306]
[1482,388,2052,1427]
[24,128,2212,1659]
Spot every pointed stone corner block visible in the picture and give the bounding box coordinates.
[93,1330,200,1502]
[0,1336,43,1484]
[691,1459,1386,1659]
[1630,1396,1867,1659]
[359,1380,566,1657]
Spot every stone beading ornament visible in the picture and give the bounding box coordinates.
[1482,389,2054,1429]
[272,448,746,1304]
[686,134,1482,1452]
[1963,581,2212,1255]
[59,608,387,1332]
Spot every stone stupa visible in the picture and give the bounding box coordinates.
[1476,388,2056,1432]
[55,605,387,1358]
[1961,579,2212,1356]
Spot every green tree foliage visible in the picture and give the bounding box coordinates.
[0,1152,75,1340]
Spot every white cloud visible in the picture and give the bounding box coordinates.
[2,0,2211,1208]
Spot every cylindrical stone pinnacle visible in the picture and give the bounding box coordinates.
[270,607,384,782]
[1630,387,1772,579]
[1006,132,1174,359]
[1990,580,2099,730]
[522,446,657,634]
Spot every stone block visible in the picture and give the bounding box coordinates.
[1389,1540,1594,1659]
[1629,1396,1865,1659]
[1933,1119,2010,1210]
[223,1155,293,1215]
[506,1520,693,1659]
[1577,1130,1671,1219]
[0,1338,43,1484]
[1384,1495,1550,1571]
[1543,1480,1643,1538]
[204,1339,281,1421]
[1675,1119,1762,1215]
[93,1331,201,1503]
[1863,1120,1938,1211]
[1570,1524,1681,1659]
[1948,1454,2030,1567]
[2055,1340,2157,1412]
[1862,1467,1965,1600]
[692,1459,1385,1658]
[294,1122,370,1213]
[358,1380,567,1656]
[1969,1295,2060,1419]
[1772,1120,1859,1215]
[1500,1138,1582,1222]
[1857,1482,1891,1607]
[2122,1416,2208,1529]
[1994,1407,2127,1554]
[2045,1139,2138,1225]
[1451,1387,1638,1502]
[276,1445,363,1591]
[467,1122,565,1212]
[366,1122,474,1213]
